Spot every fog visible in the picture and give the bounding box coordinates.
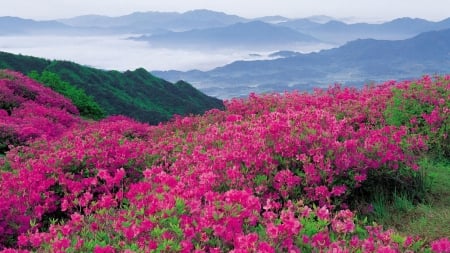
[0,35,333,72]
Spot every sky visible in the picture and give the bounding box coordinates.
[0,0,449,22]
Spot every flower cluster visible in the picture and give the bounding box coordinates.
[0,71,449,252]
[0,70,79,154]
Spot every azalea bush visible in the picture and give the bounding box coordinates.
[0,70,449,252]
[384,75,450,156]
[0,70,79,154]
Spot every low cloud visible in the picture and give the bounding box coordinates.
[0,35,331,72]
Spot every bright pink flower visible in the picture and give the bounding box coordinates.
[273,170,301,199]
[331,185,347,197]
[431,238,450,253]
[376,245,397,253]
[266,223,279,239]
[311,232,331,248]
[315,186,330,200]
[316,206,330,221]
[258,242,276,253]
[93,245,116,253]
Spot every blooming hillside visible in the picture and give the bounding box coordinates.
[0,71,449,252]
[0,70,80,154]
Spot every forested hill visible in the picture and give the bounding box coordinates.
[0,51,224,124]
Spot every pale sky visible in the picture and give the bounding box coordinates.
[0,0,448,22]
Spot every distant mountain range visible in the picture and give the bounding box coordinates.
[58,9,246,33]
[1,10,246,36]
[0,51,224,124]
[278,17,450,43]
[2,10,450,46]
[152,28,450,98]
[0,16,73,35]
[134,21,319,50]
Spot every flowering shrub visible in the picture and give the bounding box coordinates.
[0,70,79,154]
[0,71,449,252]
[384,75,450,156]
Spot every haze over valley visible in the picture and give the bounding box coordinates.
[1,6,449,99]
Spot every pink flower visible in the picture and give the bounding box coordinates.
[431,238,450,253]
[376,245,396,253]
[17,234,29,247]
[181,240,194,253]
[316,206,330,221]
[403,236,414,248]
[350,236,360,248]
[315,186,330,200]
[273,170,301,199]
[94,245,116,253]
[258,242,276,253]
[311,232,330,248]
[331,185,347,196]
[266,223,279,239]
[332,216,355,234]
[70,212,83,225]
[90,222,99,231]
[354,173,367,183]
[234,233,258,250]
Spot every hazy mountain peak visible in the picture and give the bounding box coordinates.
[255,15,291,24]
[306,15,336,23]
[182,9,232,16]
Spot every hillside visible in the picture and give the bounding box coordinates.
[0,70,80,154]
[0,73,448,251]
[0,51,224,124]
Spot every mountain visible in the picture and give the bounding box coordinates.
[278,17,450,44]
[254,15,291,24]
[134,21,319,50]
[269,50,303,58]
[0,51,224,124]
[58,9,247,34]
[5,11,450,46]
[0,16,114,35]
[153,28,450,99]
[0,16,73,35]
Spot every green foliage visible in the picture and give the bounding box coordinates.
[384,80,450,157]
[384,87,433,127]
[356,157,450,241]
[28,70,106,120]
[0,69,16,80]
[351,164,431,213]
[0,51,224,124]
[0,128,19,155]
[299,214,329,237]
[253,174,268,186]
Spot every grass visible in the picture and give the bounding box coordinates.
[368,157,450,241]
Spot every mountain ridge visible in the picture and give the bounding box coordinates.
[135,20,319,49]
[3,10,450,44]
[279,16,450,43]
[57,9,247,33]
[0,51,224,124]
[152,28,450,98]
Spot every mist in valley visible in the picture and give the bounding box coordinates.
[0,34,334,72]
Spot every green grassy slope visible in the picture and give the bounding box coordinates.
[0,51,224,124]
